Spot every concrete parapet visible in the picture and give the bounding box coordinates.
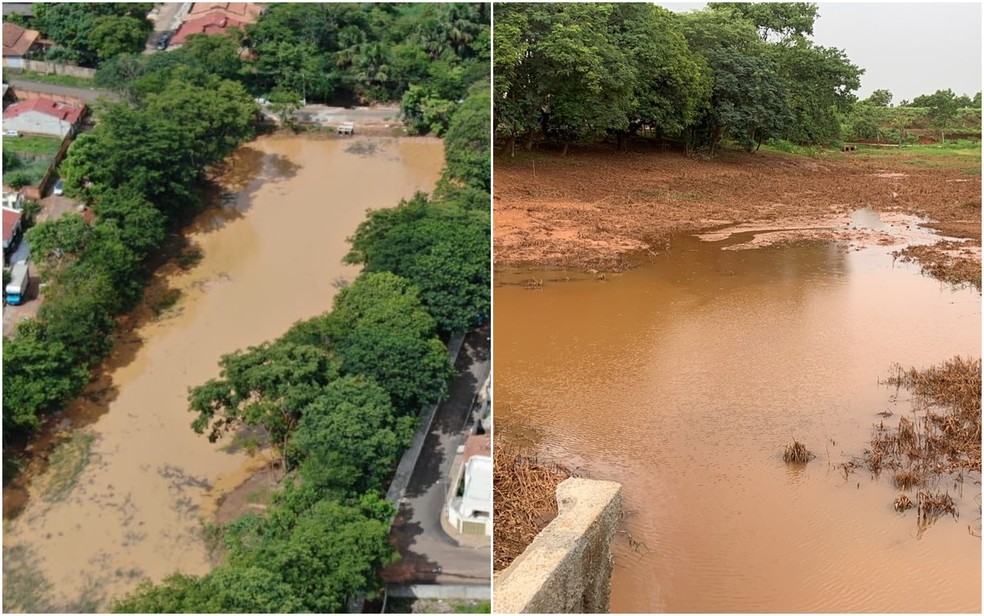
[494,478,623,613]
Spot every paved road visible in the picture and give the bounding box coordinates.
[382,324,491,586]
[8,78,117,105]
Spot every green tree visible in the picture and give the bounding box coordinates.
[2,331,89,436]
[920,88,960,143]
[88,15,150,62]
[710,2,818,42]
[285,272,452,414]
[440,87,490,192]
[866,88,893,107]
[188,341,339,460]
[293,375,415,496]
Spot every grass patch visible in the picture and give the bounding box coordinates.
[454,601,491,613]
[3,158,50,187]
[36,431,95,503]
[3,135,62,156]
[15,70,95,89]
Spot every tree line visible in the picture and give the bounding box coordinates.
[847,88,982,145]
[112,82,490,613]
[494,2,864,155]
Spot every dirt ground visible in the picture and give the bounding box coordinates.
[494,145,981,285]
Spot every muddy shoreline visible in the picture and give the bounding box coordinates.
[494,146,981,286]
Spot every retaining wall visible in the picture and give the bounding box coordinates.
[494,478,623,613]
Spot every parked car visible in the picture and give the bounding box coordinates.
[5,260,30,305]
[3,129,19,137]
[53,180,65,196]
[156,31,172,50]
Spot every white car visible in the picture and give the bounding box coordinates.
[3,129,19,137]
[53,180,65,196]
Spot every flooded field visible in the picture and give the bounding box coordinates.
[495,212,981,612]
[2,136,444,611]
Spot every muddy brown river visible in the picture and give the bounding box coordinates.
[2,136,443,610]
[495,212,981,613]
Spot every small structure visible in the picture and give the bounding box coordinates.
[2,206,23,256]
[2,22,40,68]
[2,190,25,211]
[447,433,492,536]
[337,122,355,135]
[2,97,84,137]
[171,3,263,48]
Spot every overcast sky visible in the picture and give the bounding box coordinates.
[656,2,983,102]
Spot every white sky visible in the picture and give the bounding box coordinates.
[656,2,983,102]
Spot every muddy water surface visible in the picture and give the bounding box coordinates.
[495,214,981,613]
[3,136,443,609]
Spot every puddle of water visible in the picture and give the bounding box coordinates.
[495,219,981,613]
[2,136,444,609]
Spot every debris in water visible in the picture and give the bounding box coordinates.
[783,440,815,463]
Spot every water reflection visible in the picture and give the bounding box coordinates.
[495,228,981,613]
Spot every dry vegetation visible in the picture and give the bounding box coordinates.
[492,442,574,572]
[894,241,982,290]
[783,440,815,463]
[846,356,982,532]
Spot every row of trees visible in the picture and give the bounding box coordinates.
[2,66,258,443]
[113,82,490,612]
[494,2,863,154]
[17,3,154,66]
[848,88,983,144]
[88,3,489,135]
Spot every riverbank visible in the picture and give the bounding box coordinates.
[494,145,981,287]
[1,135,444,612]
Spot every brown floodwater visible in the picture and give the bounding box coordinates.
[495,212,981,613]
[2,136,443,610]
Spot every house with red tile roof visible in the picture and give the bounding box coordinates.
[2,97,85,137]
[2,22,40,68]
[171,3,263,48]
[171,13,247,48]
[181,3,264,24]
[2,206,23,254]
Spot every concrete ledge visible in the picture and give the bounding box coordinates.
[494,478,623,613]
[388,584,491,600]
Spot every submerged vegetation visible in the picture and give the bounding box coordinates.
[847,357,982,533]
[492,442,575,572]
[783,440,815,464]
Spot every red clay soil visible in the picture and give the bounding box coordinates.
[494,145,982,284]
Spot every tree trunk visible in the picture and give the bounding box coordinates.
[561,141,570,156]
[616,131,627,152]
[524,131,535,150]
[506,135,516,158]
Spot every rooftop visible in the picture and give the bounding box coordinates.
[182,3,263,24]
[2,22,39,57]
[171,12,247,46]
[2,207,22,244]
[2,97,84,125]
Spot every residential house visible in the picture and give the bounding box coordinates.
[180,3,264,23]
[2,97,84,138]
[2,21,41,68]
[171,3,263,48]
[447,433,492,536]
[2,206,22,256]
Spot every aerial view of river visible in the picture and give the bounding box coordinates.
[2,135,444,610]
[495,212,981,613]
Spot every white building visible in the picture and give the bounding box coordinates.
[447,435,492,536]
[2,191,24,211]
[2,97,84,138]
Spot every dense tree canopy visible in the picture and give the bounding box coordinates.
[494,2,863,153]
[33,3,152,66]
